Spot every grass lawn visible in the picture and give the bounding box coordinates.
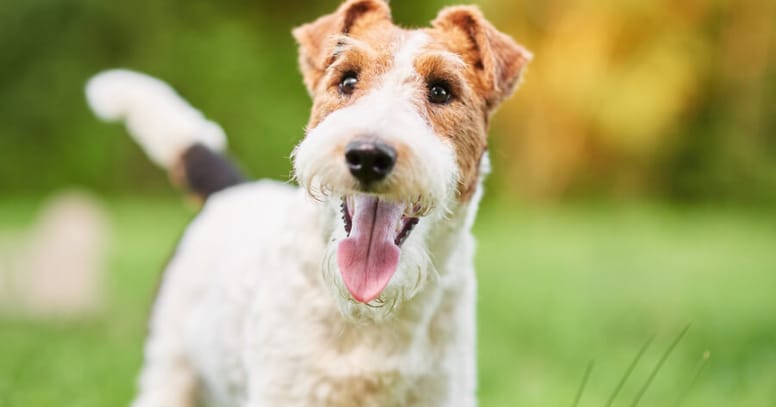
[1,198,775,406]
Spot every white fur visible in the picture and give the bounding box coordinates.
[86,69,226,168]
[111,32,483,407]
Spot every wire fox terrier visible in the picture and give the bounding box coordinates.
[87,1,530,405]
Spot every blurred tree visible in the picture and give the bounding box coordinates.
[488,0,776,202]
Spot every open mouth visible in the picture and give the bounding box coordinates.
[336,195,420,303]
[341,197,419,246]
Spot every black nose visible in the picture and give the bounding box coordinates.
[344,141,397,185]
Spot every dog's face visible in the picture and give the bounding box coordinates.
[292,0,530,319]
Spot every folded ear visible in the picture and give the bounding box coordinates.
[432,6,532,108]
[293,0,392,94]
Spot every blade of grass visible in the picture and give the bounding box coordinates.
[630,323,692,407]
[673,351,711,406]
[571,360,595,407]
[605,335,654,407]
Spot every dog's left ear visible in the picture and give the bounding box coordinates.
[432,6,532,109]
[293,0,392,94]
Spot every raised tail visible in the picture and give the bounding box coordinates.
[85,69,244,200]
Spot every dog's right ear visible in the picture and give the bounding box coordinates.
[293,0,392,94]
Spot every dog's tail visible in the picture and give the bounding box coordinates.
[85,69,244,200]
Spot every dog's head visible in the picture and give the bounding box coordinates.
[292,0,530,319]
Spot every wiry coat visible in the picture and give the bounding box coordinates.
[85,1,530,405]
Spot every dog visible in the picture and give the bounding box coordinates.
[86,1,530,405]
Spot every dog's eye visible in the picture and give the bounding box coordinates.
[339,73,358,95]
[428,82,453,104]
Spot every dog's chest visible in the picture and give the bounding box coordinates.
[240,280,461,406]
[302,367,449,407]
[190,292,457,406]
[187,251,470,406]
[242,304,459,407]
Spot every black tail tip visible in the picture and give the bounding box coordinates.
[177,143,245,200]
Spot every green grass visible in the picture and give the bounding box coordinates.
[1,198,775,406]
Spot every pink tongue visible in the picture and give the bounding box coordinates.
[337,196,403,303]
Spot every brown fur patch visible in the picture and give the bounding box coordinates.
[292,0,392,94]
[412,50,489,200]
[426,7,532,199]
[432,6,532,109]
[305,33,397,130]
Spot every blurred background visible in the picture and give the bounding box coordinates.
[1,0,774,405]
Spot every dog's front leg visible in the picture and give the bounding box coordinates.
[131,257,201,407]
[130,320,198,407]
[131,355,197,407]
